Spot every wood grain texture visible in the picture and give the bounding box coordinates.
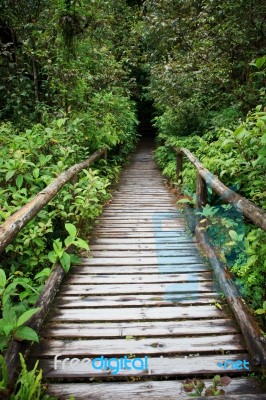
[66,272,213,284]
[36,334,245,356]
[46,379,266,400]
[46,305,228,321]
[37,353,250,379]
[71,264,210,274]
[58,281,216,295]
[42,319,238,338]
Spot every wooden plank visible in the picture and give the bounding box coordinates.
[95,219,184,223]
[42,319,238,338]
[59,282,217,295]
[94,223,185,228]
[66,272,213,285]
[91,233,189,238]
[35,334,245,357]
[45,379,266,400]
[101,212,182,216]
[114,191,170,194]
[79,256,205,265]
[103,208,178,211]
[103,207,178,210]
[47,305,227,321]
[52,293,221,308]
[71,265,210,274]
[89,243,198,250]
[94,229,186,234]
[89,238,196,244]
[110,197,174,200]
[86,250,199,257]
[37,353,251,379]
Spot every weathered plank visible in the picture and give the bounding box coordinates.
[47,305,227,321]
[37,353,251,379]
[66,272,212,284]
[91,233,189,238]
[45,380,266,400]
[35,334,245,356]
[53,292,220,308]
[89,243,199,250]
[71,265,210,274]
[79,256,205,265]
[59,282,216,295]
[89,237,195,244]
[94,228,186,234]
[85,249,198,257]
[42,318,238,338]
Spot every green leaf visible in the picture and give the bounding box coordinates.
[64,235,74,247]
[16,174,24,189]
[214,302,222,310]
[56,118,67,128]
[17,308,41,327]
[2,303,17,324]
[229,230,238,241]
[255,309,266,314]
[65,223,77,238]
[33,168,40,179]
[73,238,89,250]
[255,56,266,69]
[213,375,221,386]
[3,324,14,337]
[0,269,6,288]
[34,268,51,280]
[5,170,16,182]
[177,198,193,204]
[70,254,81,264]
[53,239,63,257]
[48,251,57,264]
[60,252,71,272]
[0,355,8,389]
[15,326,39,342]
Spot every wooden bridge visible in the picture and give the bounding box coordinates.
[1,138,266,399]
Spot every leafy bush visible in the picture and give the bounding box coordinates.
[155,107,266,311]
[0,93,138,351]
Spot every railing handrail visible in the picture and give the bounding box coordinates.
[0,147,106,253]
[173,146,266,231]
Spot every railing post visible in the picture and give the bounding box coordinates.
[196,172,207,226]
[176,151,183,183]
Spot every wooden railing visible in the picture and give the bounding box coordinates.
[173,146,266,231]
[172,146,266,370]
[0,147,106,254]
[0,147,106,390]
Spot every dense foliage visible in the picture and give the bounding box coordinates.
[0,0,139,359]
[143,0,266,313]
[155,107,266,310]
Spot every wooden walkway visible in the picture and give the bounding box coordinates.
[30,139,266,399]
